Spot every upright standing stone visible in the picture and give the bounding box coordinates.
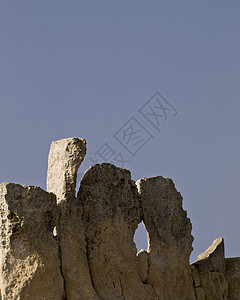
[78,163,157,300]
[47,137,87,203]
[193,238,229,300]
[0,183,64,300]
[47,138,99,300]
[136,176,196,300]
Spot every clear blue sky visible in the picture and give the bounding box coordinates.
[1,1,239,262]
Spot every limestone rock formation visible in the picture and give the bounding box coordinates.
[136,176,196,300]
[192,237,229,300]
[47,137,86,203]
[0,183,64,300]
[0,137,239,299]
[78,163,157,300]
[47,138,99,300]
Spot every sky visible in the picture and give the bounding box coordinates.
[0,1,239,263]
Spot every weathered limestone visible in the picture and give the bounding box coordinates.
[47,138,99,300]
[78,164,157,300]
[192,237,229,300]
[0,182,64,300]
[1,137,239,299]
[226,257,240,300]
[47,137,87,203]
[136,176,196,300]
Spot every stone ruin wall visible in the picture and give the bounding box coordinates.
[0,137,239,300]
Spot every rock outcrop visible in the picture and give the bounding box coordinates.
[0,183,64,300]
[47,138,99,300]
[136,177,196,300]
[192,237,229,300]
[78,164,156,300]
[0,137,239,300]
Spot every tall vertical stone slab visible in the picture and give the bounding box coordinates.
[192,237,229,299]
[47,138,99,300]
[136,176,196,300]
[226,257,240,300]
[78,163,157,300]
[0,183,64,300]
[47,137,87,203]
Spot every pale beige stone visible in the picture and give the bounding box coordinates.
[193,237,229,300]
[47,137,99,300]
[47,137,86,203]
[226,257,240,300]
[136,176,196,300]
[0,182,64,300]
[78,163,157,300]
[1,136,240,299]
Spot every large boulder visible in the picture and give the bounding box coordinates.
[0,182,64,300]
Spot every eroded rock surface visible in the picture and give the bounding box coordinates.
[192,237,229,300]
[1,137,239,299]
[78,164,157,300]
[136,176,196,300]
[47,137,86,203]
[226,257,240,300]
[0,182,64,300]
[47,137,99,300]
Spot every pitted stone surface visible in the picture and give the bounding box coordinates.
[47,137,99,300]
[136,176,196,300]
[78,163,157,300]
[47,137,86,202]
[0,137,239,299]
[0,182,64,300]
[193,237,229,300]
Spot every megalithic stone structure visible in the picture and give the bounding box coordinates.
[78,163,157,300]
[47,138,99,300]
[0,137,239,299]
[136,176,196,300]
[0,183,64,300]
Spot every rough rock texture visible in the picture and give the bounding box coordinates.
[0,182,64,300]
[137,250,149,283]
[47,138,99,300]
[226,258,240,300]
[136,176,196,300]
[192,237,229,300]
[78,164,157,300]
[1,137,240,299]
[47,137,87,203]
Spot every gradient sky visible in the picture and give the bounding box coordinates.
[1,1,239,262]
